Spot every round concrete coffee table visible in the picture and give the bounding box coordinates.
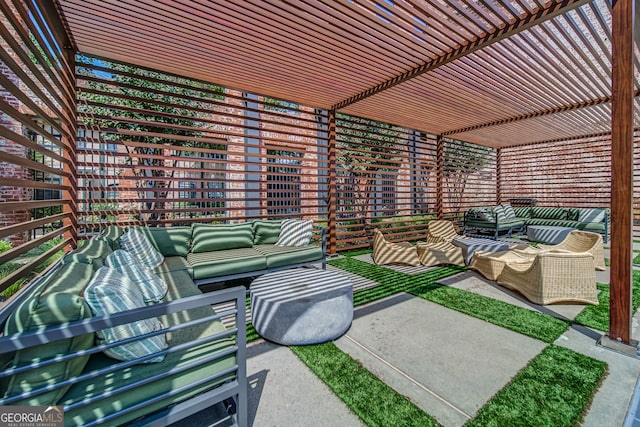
[526,225,576,244]
[250,269,353,345]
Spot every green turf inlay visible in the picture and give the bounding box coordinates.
[413,285,569,344]
[328,258,466,306]
[292,343,440,427]
[467,345,607,427]
[330,257,569,343]
[574,270,640,331]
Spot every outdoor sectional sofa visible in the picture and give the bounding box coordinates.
[464,206,609,243]
[0,220,326,426]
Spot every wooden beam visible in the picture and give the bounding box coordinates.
[327,109,337,255]
[608,0,635,344]
[436,135,443,220]
[443,90,640,136]
[332,0,592,110]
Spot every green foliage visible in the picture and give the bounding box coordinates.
[0,240,12,253]
[77,56,227,221]
[442,139,493,212]
[468,345,607,427]
[336,114,404,223]
[263,97,299,114]
[0,238,64,298]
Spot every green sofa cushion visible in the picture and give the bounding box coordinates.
[524,219,576,227]
[73,238,113,265]
[95,225,125,250]
[133,226,192,257]
[60,277,236,427]
[187,247,267,280]
[153,255,192,275]
[1,262,95,406]
[191,223,254,253]
[577,222,606,232]
[578,208,606,223]
[566,208,580,221]
[531,207,568,220]
[513,207,531,218]
[252,220,282,245]
[253,244,323,268]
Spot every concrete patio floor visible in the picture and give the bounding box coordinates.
[179,249,640,427]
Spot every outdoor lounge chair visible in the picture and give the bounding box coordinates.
[372,229,420,266]
[417,241,465,267]
[426,220,465,243]
[537,230,606,271]
[496,251,598,305]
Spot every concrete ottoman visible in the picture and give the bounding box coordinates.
[451,237,510,265]
[250,269,353,345]
[526,225,576,244]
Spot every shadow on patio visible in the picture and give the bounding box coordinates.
[178,249,640,427]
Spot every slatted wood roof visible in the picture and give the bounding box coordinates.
[55,0,639,147]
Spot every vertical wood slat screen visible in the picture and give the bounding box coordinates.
[0,0,75,295]
[441,138,498,222]
[335,115,436,249]
[499,137,612,208]
[75,56,330,241]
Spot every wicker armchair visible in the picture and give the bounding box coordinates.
[426,220,465,243]
[372,229,421,266]
[537,230,606,271]
[496,251,598,305]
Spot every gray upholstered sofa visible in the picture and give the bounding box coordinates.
[464,206,609,242]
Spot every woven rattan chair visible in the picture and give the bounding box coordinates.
[537,230,606,271]
[417,241,465,267]
[470,249,536,281]
[496,251,598,305]
[426,220,465,243]
[372,229,421,266]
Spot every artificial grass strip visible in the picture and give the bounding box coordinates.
[574,270,640,331]
[413,285,569,344]
[331,257,569,343]
[328,257,465,306]
[292,342,440,427]
[467,345,607,427]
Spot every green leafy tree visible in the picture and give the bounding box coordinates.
[443,139,492,213]
[337,114,403,225]
[77,57,225,222]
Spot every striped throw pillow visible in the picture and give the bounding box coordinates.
[119,228,164,269]
[501,204,516,219]
[578,208,606,223]
[105,250,167,303]
[275,219,314,247]
[84,267,167,363]
[493,205,507,222]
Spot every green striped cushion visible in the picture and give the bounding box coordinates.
[578,208,606,223]
[275,219,313,247]
[501,204,516,219]
[105,249,139,269]
[84,267,167,363]
[251,220,282,245]
[119,228,164,269]
[191,223,253,253]
[105,251,167,303]
[531,207,567,220]
[493,206,507,222]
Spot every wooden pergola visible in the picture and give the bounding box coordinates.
[0,0,637,347]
